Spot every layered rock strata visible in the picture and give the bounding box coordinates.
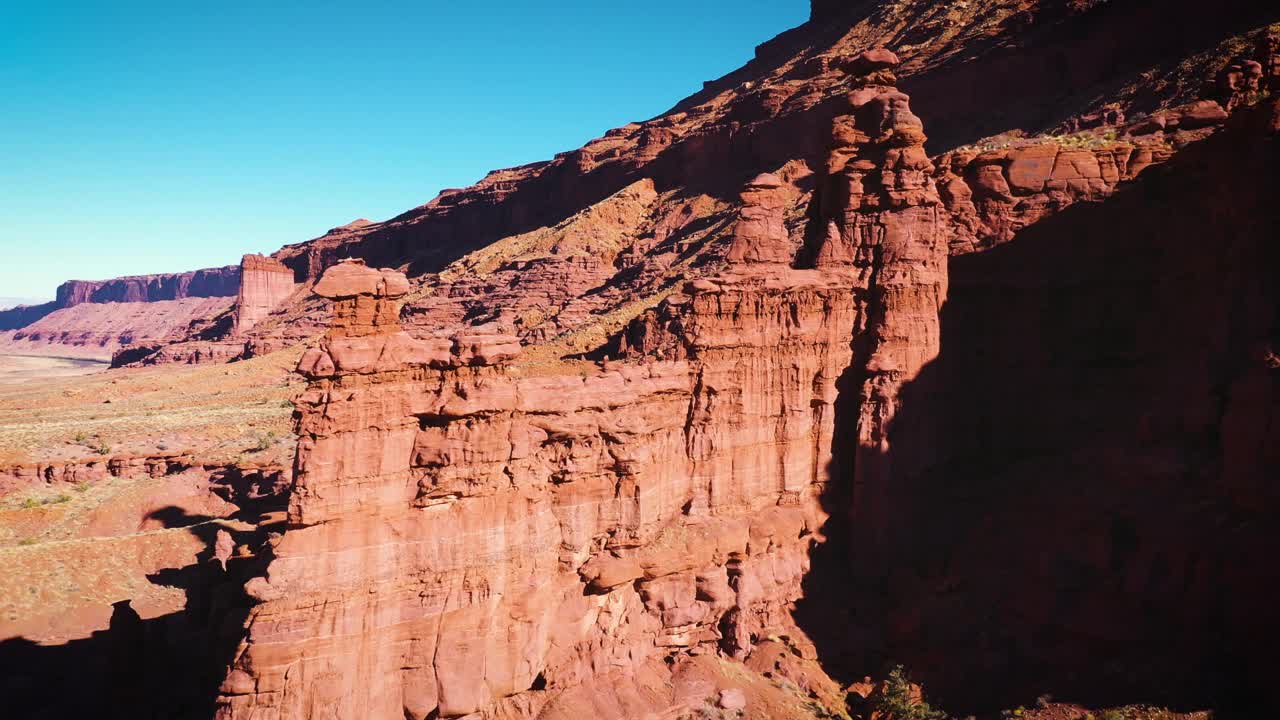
[216,48,954,719]
[55,266,240,306]
[0,296,236,361]
[235,255,297,334]
[801,51,950,576]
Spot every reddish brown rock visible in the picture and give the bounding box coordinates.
[213,50,967,719]
[219,233,858,716]
[0,296,236,361]
[840,47,901,78]
[234,254,296,334]
[54,266,240,306]
[725,173,794,264]
[11,3,1280,719]
[1262,29,1280,94]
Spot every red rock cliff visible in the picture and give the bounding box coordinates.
[55,266,240,306]
[234,254,296,334]
[213,50,970,719]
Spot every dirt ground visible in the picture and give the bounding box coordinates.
[0,348,303,467]
[0,354,107,385]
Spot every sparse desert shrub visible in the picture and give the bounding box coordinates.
[21,498,39,509]
[251,432,278,452]
[94,443,111,456]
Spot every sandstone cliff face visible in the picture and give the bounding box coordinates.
[0,265,241,360]
[55,266,240,306]
[234,255,297,334]
[168,0,1276,374]
[0,297,236,361]
[7,3,1279,719]
[216,256,851,718]
[217,25,1280,719]
[837,97,1280,714]
[212,53,971,719]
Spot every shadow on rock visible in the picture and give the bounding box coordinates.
[796,99,1280,718]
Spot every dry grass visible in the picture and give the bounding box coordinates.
[515,288,681,371]
[0,522,207,640]
[0,347,304,466]
[438,179,659,283]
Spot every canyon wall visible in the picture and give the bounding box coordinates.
[215,58,956,720]
[0,264,241,360]
[0,297,235,361]
[4,3,1278,719]
[838,97,1280,715]
[55,265,240,306]
[219,29,1280,718]
[234,255,297,334]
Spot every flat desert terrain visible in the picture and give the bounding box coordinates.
[0,354,106,385]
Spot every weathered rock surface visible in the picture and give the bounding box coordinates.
[0,297,236,361]
[833,96,1280,714]
[8,3,1280,719]
[234,255,296,334]
[211,54,968,718]
[55,266,240,306]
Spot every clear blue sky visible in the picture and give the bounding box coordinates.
[0,1,808,300]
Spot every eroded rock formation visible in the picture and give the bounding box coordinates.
[8,3,1280,719]
[235,255,297,334]
[55,267,240,306]
[213,49,968,719]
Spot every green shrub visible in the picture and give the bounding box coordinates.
[251,432,278,452]
[873,666,947,720]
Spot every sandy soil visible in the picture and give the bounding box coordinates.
[0,355,107,385]
[0,348,304,466]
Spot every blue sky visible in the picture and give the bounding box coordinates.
[0,1,808,300]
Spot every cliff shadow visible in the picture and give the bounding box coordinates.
[0,555,257,720]
[795,111,1280,717]
[1,471,287,719]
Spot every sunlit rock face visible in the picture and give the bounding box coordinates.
[234,255,296,334]
[205,3,1280,718]
[211,47,970,719]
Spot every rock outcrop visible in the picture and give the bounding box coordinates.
[0,297,236,361]
[214,48,962,718]
[0,265,241,360]
[221,257,852,716]
[213,21,1280,717]
[835,95,1280,713]
[234,255,296,334]
[803,51,950,576]
[55,266,240,307]
[8,3,1280,719]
